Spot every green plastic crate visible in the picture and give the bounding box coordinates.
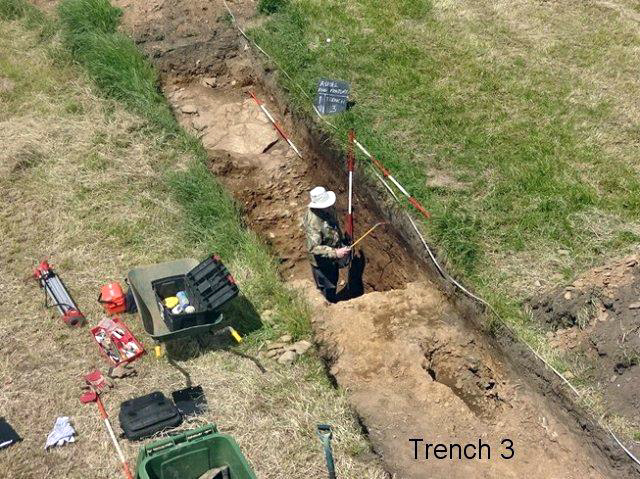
[135,425,257,479]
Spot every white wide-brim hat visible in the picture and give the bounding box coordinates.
[309,186,336,209]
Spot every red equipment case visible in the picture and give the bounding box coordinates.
[98,282,127,315]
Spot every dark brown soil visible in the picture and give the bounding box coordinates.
[421,335,504,418]
[207,143,420,292]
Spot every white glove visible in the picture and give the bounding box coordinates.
[45,417,76,450]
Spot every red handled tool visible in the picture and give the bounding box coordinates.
[34,261,85,326]
[80,389,133,479]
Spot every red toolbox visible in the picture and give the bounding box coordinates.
[90,317,144,366]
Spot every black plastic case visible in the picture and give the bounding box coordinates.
[119,391,182,441]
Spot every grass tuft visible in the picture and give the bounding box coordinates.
[57,0,121,37]
[397,0,432,19]
[58,0,174,131]
[0,0,56,38]
[0,0,28,20]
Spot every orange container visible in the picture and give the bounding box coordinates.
[98,282,126,315]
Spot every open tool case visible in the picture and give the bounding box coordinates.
[90,317,144,366]
[151,255,238,332]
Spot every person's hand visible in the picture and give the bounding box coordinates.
[335,246,351,258]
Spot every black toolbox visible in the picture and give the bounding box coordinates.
[151,255,238,332]
[119,391,182,441]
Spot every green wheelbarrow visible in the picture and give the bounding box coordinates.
[127,259,242,357]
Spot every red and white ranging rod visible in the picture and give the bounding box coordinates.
[346,129,356,240]
[247,90,429,221]
[248,91,303,159]
[350,139,430,220]
[97,395,133,479]
[370,155,431,220]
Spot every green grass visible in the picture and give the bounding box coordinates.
[249,0,640,317]
[258,0,289,15]
[57,0,175,131]
[57,0,121,36]
[0,0,46,22]
[0,0,56,38]
[47,0,311,339]
[0,0,29,20]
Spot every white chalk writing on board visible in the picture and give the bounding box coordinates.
[314,78,350,115]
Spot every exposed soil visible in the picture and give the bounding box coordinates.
[305,281,615,478]
[530,254,640,455]
[113,0,639,476]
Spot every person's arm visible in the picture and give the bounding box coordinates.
[307,227,338,259]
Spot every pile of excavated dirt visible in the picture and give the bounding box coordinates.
[530,254,640,455]
[303,280,620,478]
[112,0,639,476]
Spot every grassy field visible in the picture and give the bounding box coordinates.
[250,0,640,331]
[0,3,385,477]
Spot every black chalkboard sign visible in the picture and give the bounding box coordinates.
[314,79,350,115]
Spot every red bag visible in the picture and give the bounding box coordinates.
[98,282,126,315]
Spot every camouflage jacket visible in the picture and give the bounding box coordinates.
[302,208,343,267]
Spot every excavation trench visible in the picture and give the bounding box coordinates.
[114,1,638,477]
